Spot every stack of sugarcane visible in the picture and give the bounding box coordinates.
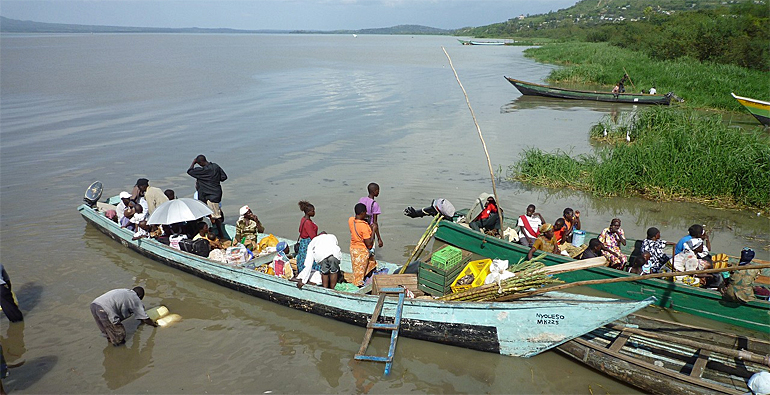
[438,254,563,302]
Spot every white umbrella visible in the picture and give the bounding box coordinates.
[147,198,213,225]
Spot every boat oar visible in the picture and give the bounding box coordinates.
[605,322,770,367]
[494,263,770,302]
[399,213,443,274]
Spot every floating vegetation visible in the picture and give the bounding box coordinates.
[508,107,770,210]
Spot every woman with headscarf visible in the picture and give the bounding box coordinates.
[270,241,293,279]
[234,205,264,251]
[296,200,319,273]
[526,223,559,260]
[599,218,628,269]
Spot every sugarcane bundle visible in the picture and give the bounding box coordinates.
[438,254,563,302]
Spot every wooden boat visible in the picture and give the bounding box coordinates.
[78,198,655,358]
[434,220,770,333]
[732,93,770,126]
[505,77,674,105]
[557,314,770,395]
[458,39,507,46]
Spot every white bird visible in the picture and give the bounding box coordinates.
[626,130,631,142]
[603,127,608,137]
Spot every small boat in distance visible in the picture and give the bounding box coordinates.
[731,92,770,126]
[78,187,655,358]
[505,76,674,105]
[557,314,770,395]
[458,39,508,46]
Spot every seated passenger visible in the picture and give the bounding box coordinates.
[627,255,646,275]
[234,205,264,251]
[516,204,544,248]
[558,208,581,244]
[599,218,628,269]
[193,222,225,250]
[675,224,711,261]
[116,191,132,224]
[673,239,716,287]
[721,248,762,302]
[270,241,293,279]
[526,223,558,260]
[121,207,136,231]
[577,238,622,264]
[470,196,500,234]
[641,227,675,273]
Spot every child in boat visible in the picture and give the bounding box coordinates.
[641,227,675,273]
[628,255,646,275]
[599,218,628,270]
[270,242,293,279]
[516,204,544,247]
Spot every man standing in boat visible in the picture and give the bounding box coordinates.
[187,155,228,239]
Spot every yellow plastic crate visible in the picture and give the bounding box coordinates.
[450,259,492,293]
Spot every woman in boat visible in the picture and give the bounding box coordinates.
[599,218,628,269]
[349,203,376,287]
[296,200,319,273]
[234,205,264,251]
[470,196,500,234]
[526,223,558,260]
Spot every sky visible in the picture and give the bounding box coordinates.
[0,0,578,31]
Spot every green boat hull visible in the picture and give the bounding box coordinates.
[505,76,673,105]
[435,220,770,333]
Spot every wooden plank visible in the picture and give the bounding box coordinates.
[608,330,631,352]
[357,293,387,356]
[690,350,711,378]
[372,274,424,296]
[541,257,608,275]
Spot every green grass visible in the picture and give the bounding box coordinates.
[508,107,770,210]
[524,42,769,111]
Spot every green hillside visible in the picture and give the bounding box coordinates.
[457,0,739,37]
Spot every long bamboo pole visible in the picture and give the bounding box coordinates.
[605,322,770,367]
[442,46,502,224]
[495,263,770,302]
[399,213,442,274]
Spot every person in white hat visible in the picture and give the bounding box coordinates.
[234,205,264,251]
[116,191,132,224]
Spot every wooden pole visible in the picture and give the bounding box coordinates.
[495,263,770,302]
[442,46,502,224]
[622,67,636,92]
[605,322,770,366]
[399,213,443,274]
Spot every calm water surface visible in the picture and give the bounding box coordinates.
[1,34,768,393]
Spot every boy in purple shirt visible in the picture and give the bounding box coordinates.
[358,183,383,248]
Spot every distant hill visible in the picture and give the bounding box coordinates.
[0,17,452,35]
[456,0,743,37]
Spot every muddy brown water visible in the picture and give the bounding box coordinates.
[1,33,767,393]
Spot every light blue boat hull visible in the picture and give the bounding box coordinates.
[79,203,654,357]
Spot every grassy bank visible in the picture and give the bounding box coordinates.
[507,107,770,211]
[524,42,769,111]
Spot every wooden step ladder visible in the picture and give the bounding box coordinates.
[354,287,406,375]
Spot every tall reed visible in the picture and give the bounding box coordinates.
[509,107,770,209]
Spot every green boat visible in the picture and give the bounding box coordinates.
[505,77,675,105]
[434,220,770,333]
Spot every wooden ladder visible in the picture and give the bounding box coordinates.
[354,287,406,375]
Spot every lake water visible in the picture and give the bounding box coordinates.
[1,33,767,393]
